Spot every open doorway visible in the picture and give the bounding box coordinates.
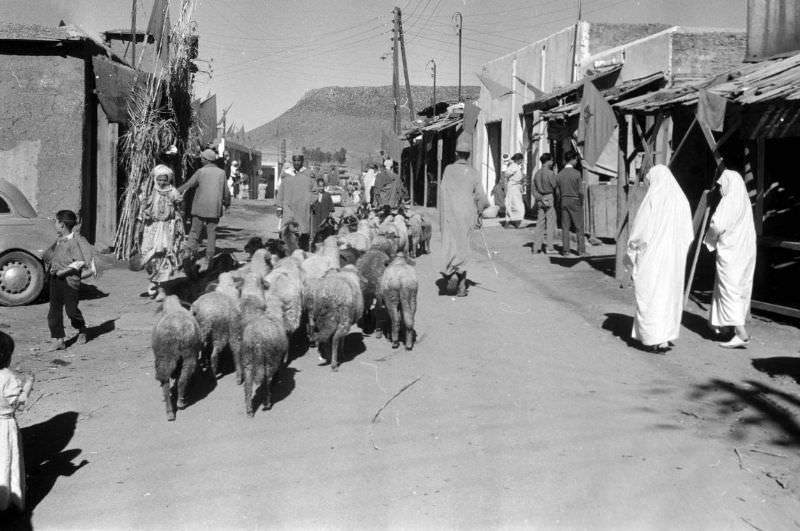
[486,120,502,188]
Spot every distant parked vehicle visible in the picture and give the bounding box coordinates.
[325,185,346,206]
[0,179,54,306]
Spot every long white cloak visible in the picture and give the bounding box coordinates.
[704,169,757,327]
[626,165,693,346]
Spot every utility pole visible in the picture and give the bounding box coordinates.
[397,7,415,123]
[428,59,437,115]
[130,0,137,67]
[392,8,401,135]
[453,12,463,102]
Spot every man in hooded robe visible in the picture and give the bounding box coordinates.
[373,158,403,208]
[277,154,315,251]
[625,165,693,352]
[704,169,757,348]
[439,137,490,297]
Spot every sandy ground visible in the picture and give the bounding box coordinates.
[1,199,799,530]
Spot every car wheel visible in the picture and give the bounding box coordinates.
[0,251,46,306]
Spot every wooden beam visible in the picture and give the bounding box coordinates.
[668,117,697,168]
[755,137,765,236]
[615,114,630,282]
[751,300,800,319]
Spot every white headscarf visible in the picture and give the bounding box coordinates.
[627,164,693,272]
[626,164,694,346]
[705,169,754,250]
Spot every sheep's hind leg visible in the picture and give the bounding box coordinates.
[243,365,255,417]
[331,332,345,372]
[176,356,196,410]
[162,380,175,421]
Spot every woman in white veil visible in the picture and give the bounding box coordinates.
[625,165,693,352]
[704,169,756,348]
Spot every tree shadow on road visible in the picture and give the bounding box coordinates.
[689,378,800,447]
[3,412,88,530]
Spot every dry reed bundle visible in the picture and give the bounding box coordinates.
[114,0,200,260]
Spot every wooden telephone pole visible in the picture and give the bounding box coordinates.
[397,7,415,123]
[392,8,400,135]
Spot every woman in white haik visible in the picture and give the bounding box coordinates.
[625,164,693,353]
[704,169,757,348]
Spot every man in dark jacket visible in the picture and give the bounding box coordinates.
[310,177,335,242]
[555,150,586,257]
[178,148,231,266]
[531,153,558,254]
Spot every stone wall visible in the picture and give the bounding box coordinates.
[672,29,747,85]
[0,46,85,217]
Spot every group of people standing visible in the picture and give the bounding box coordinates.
[494,150,587,257]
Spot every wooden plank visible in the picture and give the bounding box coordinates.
[755,137,765,235]
[95,105,117,250]
[615,115,630,282]
[751,300,800,319]
[668,117,698,168]
[759,236,800,251]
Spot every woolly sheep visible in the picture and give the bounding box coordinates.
[191,284,243,382]
[309,266,364,371]
[240,293,288,417]
[356,249,390,337]
[152,295,201,421]
[379,254,419,350]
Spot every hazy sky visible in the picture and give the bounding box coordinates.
[1,0,746,140]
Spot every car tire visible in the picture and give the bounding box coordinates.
[0,251,46,306]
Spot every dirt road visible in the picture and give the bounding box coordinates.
[2,200,799,529]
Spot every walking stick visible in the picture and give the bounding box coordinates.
[478,225,500,278]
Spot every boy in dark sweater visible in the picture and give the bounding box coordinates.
[42,210,94,350]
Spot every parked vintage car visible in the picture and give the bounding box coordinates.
[0,179,54,306]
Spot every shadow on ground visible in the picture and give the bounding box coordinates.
[78,284,109,301]
[752,357,800,386]
[2,412,88,529]
[689,378,800,447]
[600,312,673,355]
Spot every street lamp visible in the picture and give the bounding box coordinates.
[452,12,463,102]
[427,59,437,116]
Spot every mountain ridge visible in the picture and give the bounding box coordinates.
[247,84,479,165]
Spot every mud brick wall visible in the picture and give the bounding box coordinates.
[0,50,85,216]
[672,30,747,85]
[588,23,671,55]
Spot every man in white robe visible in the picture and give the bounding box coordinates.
[625,165,693,352]
[704,169,756,348]
[502,153,525,228]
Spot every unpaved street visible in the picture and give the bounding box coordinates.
[3,200,800,530]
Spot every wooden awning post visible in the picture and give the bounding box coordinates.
[615,115,631,283]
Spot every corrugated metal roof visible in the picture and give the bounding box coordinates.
[541,72,667,119]
[616,51,800,112]
[522,64,623,113]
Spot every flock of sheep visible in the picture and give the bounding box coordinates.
[151,206,433,421]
